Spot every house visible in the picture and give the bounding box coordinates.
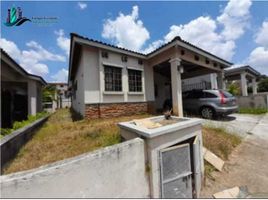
[1,49,46,128]
[68,33,232,119]
[43,83,71,112]
[225,66,261,96]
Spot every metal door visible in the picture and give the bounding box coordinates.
[160,143,192,198]
[193,136,202,198]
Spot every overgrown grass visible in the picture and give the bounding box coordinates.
[202,126,242,178]
[3,109,151,174]
[238,108,268,114]
[0,111,49,138]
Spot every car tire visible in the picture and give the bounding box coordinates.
[200,106,215,119]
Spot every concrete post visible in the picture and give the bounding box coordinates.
[240,72,248,96]
[169,58,183,117]
[210,73,218,89]
[217,71,226,90]
[28,80,37,115]
[252,78,257,95]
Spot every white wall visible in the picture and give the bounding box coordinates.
[71,51,85,116]
[0,138,150,198]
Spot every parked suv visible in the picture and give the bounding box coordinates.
[182,89,238,119]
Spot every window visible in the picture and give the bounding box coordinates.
[128,69,142,92]
[104,66,122,91]
[204,92,217,98]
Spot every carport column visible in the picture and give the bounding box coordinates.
[217,71,226,90]
[240,72,248,96]
[170,58,183,117]
[252,78,258,95]
[28,80,37,115]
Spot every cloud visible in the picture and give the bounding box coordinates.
[163,16,236,60]
[0,38,65,77]
[102,5,150,51]
[142,40,164,54]
[51,68,68,82]
[243,20,268,75]
[77,2,87,10]
[255,20,268,47]
[217,0,252,40]
[143,0,251,61]
[55,29,70,55]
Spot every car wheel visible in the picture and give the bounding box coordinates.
[200,107,214,119]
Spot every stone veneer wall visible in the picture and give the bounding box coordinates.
[85,102,150,119]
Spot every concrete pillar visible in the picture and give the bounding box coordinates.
[252,78,257,95]
[217,71,226,90]
[210,73,218,89]
[240,72,248,96]
[169,58,183,117]
[28,80,37,115]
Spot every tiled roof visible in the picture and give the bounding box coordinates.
[1,48,47,85]
[225,65,261,76]
[71,33,232,65]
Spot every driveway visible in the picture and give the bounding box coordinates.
[201,113,268,198]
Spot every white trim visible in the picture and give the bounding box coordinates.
[128,92,144,95]
[75,37,146,59]
[102,62,124,68]
[103,91,124,95]
[127,66,144,71]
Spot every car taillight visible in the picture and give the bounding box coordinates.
[219,91,226,104]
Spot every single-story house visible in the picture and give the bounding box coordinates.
[1,49,46,128]
[68,33,232,119]
[225,66,261,96]
[43,82,71,112]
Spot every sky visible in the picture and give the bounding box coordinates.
[1,0,268,83]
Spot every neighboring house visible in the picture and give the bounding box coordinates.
[68,33,232,119]
[1,49,46,128]
[225,66,261,96]
[43,83,71,112]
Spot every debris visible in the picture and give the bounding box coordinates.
[213,186,249,198]
[203,147,225,171]
[133,119,162,129]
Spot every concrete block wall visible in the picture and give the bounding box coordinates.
[0,138,150,198]
[236,93,268,109]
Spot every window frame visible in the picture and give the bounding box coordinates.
[104,65,123,92]
[128,69,143,92]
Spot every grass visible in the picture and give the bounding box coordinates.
[202,126,242,179]
[238,108,268,114]
[3,109,151,174]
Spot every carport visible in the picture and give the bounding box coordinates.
[147,37,232,117]
[225,66,261,96]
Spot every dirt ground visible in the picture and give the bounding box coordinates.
[201,114,268,198]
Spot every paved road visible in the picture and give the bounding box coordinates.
[201,113,268,198]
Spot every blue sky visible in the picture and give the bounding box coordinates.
[1,0,268,82]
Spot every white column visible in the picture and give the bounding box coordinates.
[217,71,226,90]
[240,72,248,96]
[122,66,128,102]
[210,73,218,89]
[170,58,183,117]
[28,80,37,115]
[252,78,257,95]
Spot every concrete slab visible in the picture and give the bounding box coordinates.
[213,186,240,198]
[203,147,224,171]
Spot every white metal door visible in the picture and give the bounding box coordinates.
[160,143,192,198]
[193,136,202,198]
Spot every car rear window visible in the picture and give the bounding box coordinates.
[220,90,233,97]
[204,92,217,98]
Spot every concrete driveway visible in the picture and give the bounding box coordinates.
[201,113,268,198]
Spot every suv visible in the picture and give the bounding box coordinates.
[182,89,238,119]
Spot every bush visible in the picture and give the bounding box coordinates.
[0,111,49,138]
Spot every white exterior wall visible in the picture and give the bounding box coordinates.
[81,48,147,105]
[1,138,150,198]
[71,53,85,116]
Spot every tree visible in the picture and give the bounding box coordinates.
[227,82,240,96]
[258,77,268,92]
[42,85,56,102]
